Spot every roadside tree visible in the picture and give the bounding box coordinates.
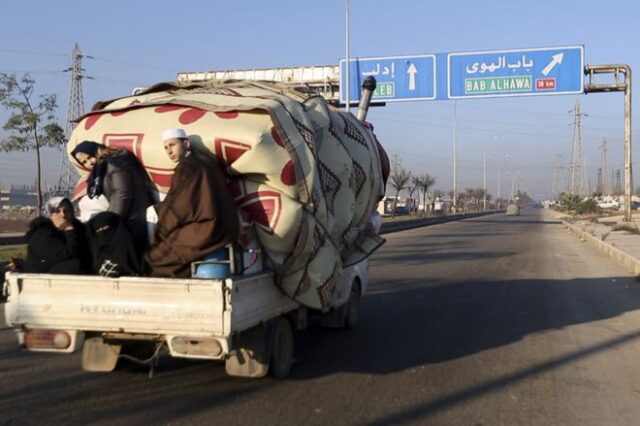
[389,162,411,218]
[414,174,436,217]
[0,74,65,212]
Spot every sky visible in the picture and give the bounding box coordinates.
[0,0,639,200]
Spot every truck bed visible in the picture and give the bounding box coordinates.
[4,272,298,338]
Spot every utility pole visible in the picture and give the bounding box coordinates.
[483,147,487,210]
[601,138,609,195]
[597,168,603,194]
[568,99,589,196]
[56,43,86,197]
[551,154,565,199]
[497,163,501,201]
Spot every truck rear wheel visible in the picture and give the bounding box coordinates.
[225,317,294,379]
[269,316,294,379]
[320,278,361,329]
[344,280,361,329]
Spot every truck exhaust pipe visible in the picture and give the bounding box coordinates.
[356,76,376,121]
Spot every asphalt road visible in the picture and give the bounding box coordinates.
[3,209,640,425]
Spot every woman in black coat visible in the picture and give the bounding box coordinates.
[86,212,140,277]
[20,197,91,274]
[71,141,151,259]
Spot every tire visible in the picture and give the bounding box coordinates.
[269,316,294,378]
[344,280,361,329]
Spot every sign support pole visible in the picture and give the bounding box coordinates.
[585,64,633,221]
[453,100,458,211]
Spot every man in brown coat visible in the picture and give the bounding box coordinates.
[145,128,239,278]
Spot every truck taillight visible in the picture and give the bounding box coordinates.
[24,330,72,350]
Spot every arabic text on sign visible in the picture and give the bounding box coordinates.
[362,63,395,78]
[465,55,534,74]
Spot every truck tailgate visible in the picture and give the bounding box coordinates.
[226,273,299,333]
[4,273,226,336]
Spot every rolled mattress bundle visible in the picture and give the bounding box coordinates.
[68,81,386,310]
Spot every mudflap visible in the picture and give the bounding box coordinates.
[319,305,348,328]
[81,337,122,372]
[225,323,271,378]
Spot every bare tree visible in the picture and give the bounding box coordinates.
[389,162,411,218]
[412,176,422,215]
[461,188,491,212]
[406,183,417,214]
[0,74,65,211]
[414,174,436,216]
[432,189,444,212]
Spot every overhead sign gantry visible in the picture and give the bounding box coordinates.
[340,46,585,102]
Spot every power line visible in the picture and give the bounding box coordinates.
[87,74,148,87]
[86,55,176,72]
[378,110,624,133]
[408,101,626,121]
[374,116,576,141]
[0,48,68,57]
[0,69,66,75]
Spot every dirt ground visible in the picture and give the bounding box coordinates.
[0,219,30,233]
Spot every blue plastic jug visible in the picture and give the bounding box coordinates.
[192,248,231,279]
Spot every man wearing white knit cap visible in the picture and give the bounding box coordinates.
[161,127,191,163]
[144,128,239,277]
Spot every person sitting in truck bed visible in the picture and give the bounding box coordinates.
[71,141,152,261]
[144,128,239,278]
[87,211,141,277]
[7,197,92,274]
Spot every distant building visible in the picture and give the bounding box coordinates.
[1,186,38,211]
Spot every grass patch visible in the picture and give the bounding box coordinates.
[612,223,640,234]
[0,245,26,261]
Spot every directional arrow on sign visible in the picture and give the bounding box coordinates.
[542,53,564,76]
[407,63,417,91]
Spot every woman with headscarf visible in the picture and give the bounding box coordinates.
[8,197,91,274]
[86,211,141,277]
[71,141,152,259]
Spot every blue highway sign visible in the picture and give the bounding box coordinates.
[447,46,584,99]
[340,55,436,103]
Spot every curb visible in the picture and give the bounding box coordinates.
[562,220,640,276]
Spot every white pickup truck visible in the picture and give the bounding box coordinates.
[2,258,367,378]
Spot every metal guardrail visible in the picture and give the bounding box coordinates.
[0,235,25,246]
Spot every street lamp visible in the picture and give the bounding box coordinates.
[344,0,350,113]
[452,100,457,212]
[498,153,509,207]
